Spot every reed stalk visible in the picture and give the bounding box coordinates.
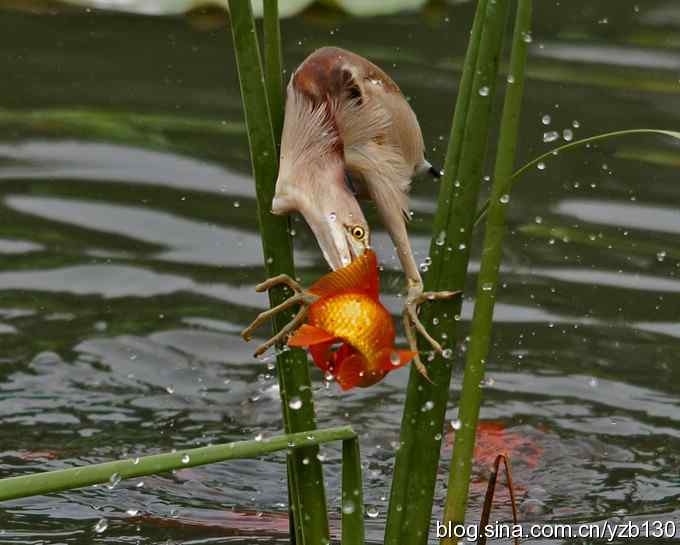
[263,0,284,143]
[443,0,532,539]
[0,427,354,502]
[342,437,366,545]
[227,2,329,542]
[475,129,680,226]
[385,0,510,543]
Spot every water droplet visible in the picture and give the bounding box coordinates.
[366,506,379,518]
[522,31,533,43]
[390,351,401,366]
[656,251,667,262]
[181,454,190,464]
[588,377,599,388]
[478,86,489,96]
[126,508,139,516]
[432,317,440,326]
[288,397,303,410]
[254,432,263,441]
[458,243,466,251]
[442,348,453,360]
[435,230,446,246]
[106,472,121,490]
[302,457,310,465]
[233,200,240,208]
[132,457,140,465]
[481,282,494,292]
[499,194,510,204]
[165,385,175,394]
[329,212,337,222]
[562,128,574,141]
[572,119,580,128]
[541,114,551,125]
[480,377,496,388]
[342,500,356,514]
[506,74,515,84]
[451,419,462,430]
[519,498,547,516]
[421,400,435,412]
[94,518,108,534]
[534,216,543,224]
[537,162,546,171]
[543,131,559,143]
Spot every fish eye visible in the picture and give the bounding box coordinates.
[350,225,366,240]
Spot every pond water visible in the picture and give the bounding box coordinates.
[1,1,680,543]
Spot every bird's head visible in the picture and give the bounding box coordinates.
[272,164,370,270]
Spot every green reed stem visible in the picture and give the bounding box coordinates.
[385,1,510,543]
[227,2,329,543]
[263,0,284,143]
[0,427,355,502]
[474,129,680,226]
[342,437,366,545]
[443,0,532,539]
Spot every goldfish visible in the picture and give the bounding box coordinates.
[286,249,416,390]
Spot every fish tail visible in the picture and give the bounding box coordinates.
[378,348,417,371]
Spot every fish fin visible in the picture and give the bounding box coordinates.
[287,324,336,347]
[335,354,367,391]
[308,249,379,299]
[334,342,355,364]
[309,341,334,372]
[397,350,417,367]
[378,348,416,371]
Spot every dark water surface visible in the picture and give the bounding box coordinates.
[1,1,680,543]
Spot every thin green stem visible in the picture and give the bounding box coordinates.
[341,437,365,545]
[443,0,532,539]
[474,129,680,226]
[227,2,329,543]
[385,0,510,543]
[263,0,284,144]
[0,427,355,502]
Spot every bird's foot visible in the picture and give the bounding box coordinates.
[241,274,318,357]
[403,284,461,381]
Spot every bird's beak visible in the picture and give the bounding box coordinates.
[297,181,369,271]
[312,219,353,270]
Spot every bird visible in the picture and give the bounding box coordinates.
[265,46,458,378]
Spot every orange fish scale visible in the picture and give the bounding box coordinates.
[308,290,394,371]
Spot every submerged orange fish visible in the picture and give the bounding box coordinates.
[287,250,415,390]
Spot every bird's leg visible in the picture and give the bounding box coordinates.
[240,274,318,357]
[405,280,461,352]
[387,219,460,376]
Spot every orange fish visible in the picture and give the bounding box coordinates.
[287,250,415,390]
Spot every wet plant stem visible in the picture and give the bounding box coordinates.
[443,0,532,539]
[227,2,329,543]
[385,0,510,543]
[0,427,355,502]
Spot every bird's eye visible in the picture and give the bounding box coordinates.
[350,225,366,240]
